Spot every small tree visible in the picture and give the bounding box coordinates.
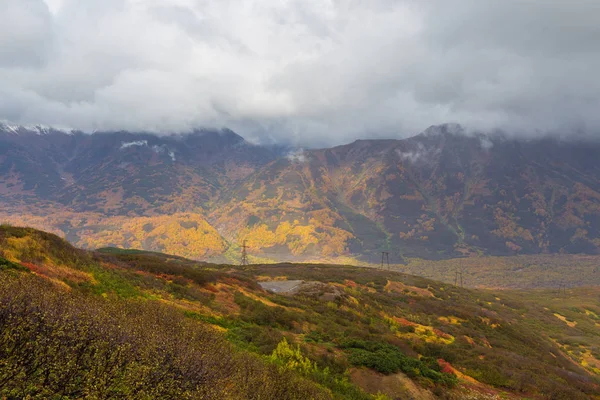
[270,338,317,376]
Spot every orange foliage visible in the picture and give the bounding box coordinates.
[492,209,533,242]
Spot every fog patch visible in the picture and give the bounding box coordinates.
[396,142,441,164]
[151,144,176,161]
[286,149,307,163]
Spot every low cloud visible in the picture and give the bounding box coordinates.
[285,149,307,163]
[151,144,176,161]
[1,0,600,146]
[396,143,440,165]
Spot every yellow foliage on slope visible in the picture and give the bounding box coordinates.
[77,213,226,259]
[241,219,352,257]
[0,212,226,260]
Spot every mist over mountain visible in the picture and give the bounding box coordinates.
[3,0,600,146]
[3,122,600,263]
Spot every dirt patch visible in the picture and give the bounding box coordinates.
[258,280,304,293]
[295,281,344,301]
[349,368,435,400]
[258,280,344,301]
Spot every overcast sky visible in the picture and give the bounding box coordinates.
[1,0,599,146]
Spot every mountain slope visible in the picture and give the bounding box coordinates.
[211,125,600,260]
[1,226,600,399]
[0,227,330,399]
[3,123,600,261]
[0,125,278,213]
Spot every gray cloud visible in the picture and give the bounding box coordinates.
[0,0,53,67]
[1,0,599,146]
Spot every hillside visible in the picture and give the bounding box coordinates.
[1,226,600,399]
[398,254,600,289]
[3,124,600,262]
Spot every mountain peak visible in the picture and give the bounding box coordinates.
[0,121,75,136]
[421,123,465,137]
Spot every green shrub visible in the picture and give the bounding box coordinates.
[0,257,28,272]
[340,339,457,387]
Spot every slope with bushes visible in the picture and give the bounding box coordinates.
[1,225,600,399]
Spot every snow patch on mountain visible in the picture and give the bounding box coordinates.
[0,121,74,135]
[0,122,20,135]
[120,140,148,149]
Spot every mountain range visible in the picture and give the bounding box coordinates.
[2,122,600,263]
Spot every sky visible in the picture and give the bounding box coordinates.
[1,0,599,147]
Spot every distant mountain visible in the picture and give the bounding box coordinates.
[0,124,277,213]
[2,122,600,262]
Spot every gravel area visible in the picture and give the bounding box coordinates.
[258,280,304,293]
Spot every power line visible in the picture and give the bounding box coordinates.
[240,240,248,266]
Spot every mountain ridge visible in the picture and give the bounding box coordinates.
[3,123,600,262]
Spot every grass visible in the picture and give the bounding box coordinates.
[1,225,600,399]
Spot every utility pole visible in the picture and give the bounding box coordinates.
[381,251,389,269]
[240,240,248,266]
[556,281,566,298]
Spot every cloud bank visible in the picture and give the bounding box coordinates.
[1,0,599,146]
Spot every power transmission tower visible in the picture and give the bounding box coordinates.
[381,252,389,269]
[557,283,568,298]
[454,268,464,288]
[240,240,249,266]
